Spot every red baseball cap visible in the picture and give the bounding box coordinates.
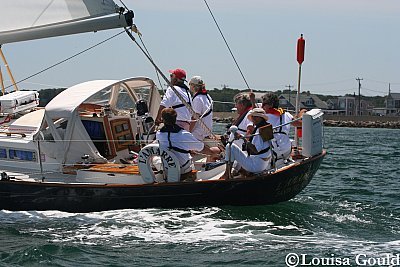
[169,68,186,80]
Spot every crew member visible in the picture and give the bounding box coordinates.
[188,76,213,141]
[156,68,192,131]
[231,93,254,148]
[221,108,272,179]
[156,108,220,181]
[261,93,294,161]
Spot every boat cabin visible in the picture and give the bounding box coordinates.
[0,77,161,173]
[38,77,161,168]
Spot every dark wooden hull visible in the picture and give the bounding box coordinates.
[0,151,325,212]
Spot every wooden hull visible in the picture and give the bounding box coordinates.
[0,151,325,212]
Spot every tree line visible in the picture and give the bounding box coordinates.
[37,87,387,112]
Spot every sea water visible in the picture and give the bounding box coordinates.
[0,126,399,266]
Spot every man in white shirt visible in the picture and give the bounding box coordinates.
[221,108,272,179]
[188,76,213,141]
[156,68,192,131]
[156,108,220,180]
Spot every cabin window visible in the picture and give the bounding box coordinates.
[87,88,112,105]
[110,119,134,151]
[9,149,36,161]
[115,87,136,111]
[133,86,152,103]
[0,148,7,158]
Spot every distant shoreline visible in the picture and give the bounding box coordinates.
[213,112,400,129]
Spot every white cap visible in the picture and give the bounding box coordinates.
[189,76,204,86]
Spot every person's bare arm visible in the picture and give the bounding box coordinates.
[155,105,165,125]
[189,114,200,132]
[199,145,220,155]
[292,109,307,127]
[245,125,254,139]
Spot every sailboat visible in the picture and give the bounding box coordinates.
[0,0,326,212]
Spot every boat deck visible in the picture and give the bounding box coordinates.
[0,156,303,186]
[0,166,76,183]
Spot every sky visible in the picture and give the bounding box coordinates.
[1,0,400,96]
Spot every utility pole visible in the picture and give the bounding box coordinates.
[356,77,363,116]
[285,84,293,112]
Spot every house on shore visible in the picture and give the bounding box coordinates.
[251,91,327,113]
[371,92,400,116]
[325,96,372,116]
[385,92,400,116]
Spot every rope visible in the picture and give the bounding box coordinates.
[33,138,217,144]
[203,0,251,91]
[3,30,125,91]
[131,26,166,92]
[213,100,235,105]
[124,28,216,139]
[239,117,303,140]
[138,34,166,92]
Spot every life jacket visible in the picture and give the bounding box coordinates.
[234,106,252,133]
[159,124,190,154]
[264,108,287,162]
[265,107,287,135]
[171,83,192,110]
[247,120,271,156]
[192,89,213,118]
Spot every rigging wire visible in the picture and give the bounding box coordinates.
[203,0,251,91]
[118,0,129,10]
[132,26,166,92]
[3,30,125,91]
[118,0,166,92]
[138,35,165,92]
[124,29,216,139]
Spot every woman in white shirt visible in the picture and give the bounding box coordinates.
[221,108,272,179]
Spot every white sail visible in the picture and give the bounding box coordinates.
[0,0,133,44]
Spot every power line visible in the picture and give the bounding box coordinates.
[364,78,400,85]
[362,87,388,94]
[302,78,355,87]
